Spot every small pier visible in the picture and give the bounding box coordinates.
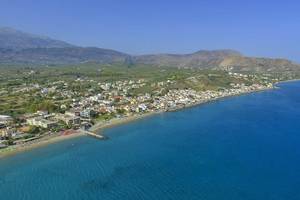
[83,130,105,139]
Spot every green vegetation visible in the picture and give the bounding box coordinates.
[0,63,295,118]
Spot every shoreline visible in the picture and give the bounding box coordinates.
[276,78,300,84]
[0,86,278,159]
[90,111,162,133]
[0,131,85,158]
[90,87,273,134]
[0,113,161,159]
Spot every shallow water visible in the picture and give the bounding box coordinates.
[1,81,300,200]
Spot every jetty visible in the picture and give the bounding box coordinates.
[82,130,105,139]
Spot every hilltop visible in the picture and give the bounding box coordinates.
[133,50,300,72]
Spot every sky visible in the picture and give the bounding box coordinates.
[0,0,299,61]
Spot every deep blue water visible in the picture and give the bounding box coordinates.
[1,81,300,200]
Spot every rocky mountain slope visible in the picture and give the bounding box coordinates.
[0,47,129,64]
[133,50,241,69]
[0,27,73,49]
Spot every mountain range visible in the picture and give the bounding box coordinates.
[0,27,299,72]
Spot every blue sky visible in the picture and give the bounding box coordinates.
[0,0,299,61]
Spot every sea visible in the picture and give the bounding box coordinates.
[1,81,300,200]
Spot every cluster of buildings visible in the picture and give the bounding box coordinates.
[0,75,274,149]
[148,83,273,111]
[0,115,13,148]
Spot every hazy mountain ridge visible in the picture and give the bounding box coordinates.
[0,27,73,49]
[0,27,299,72]
[0,47,129,64]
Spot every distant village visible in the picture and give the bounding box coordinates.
[0,71,274,150]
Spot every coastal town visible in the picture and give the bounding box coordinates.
[2,2,300,199]
[0,67,276,153]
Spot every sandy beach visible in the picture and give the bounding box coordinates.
[90,111,162,133]
[0,131,85,158]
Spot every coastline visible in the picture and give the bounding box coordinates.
[90,86,273,134]
[0,113,161,159]
[276,78,300,84]
[90,111,162,133]
[0,86,275,159]
[0,131,85,158]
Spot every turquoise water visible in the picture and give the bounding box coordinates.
[1,81,300,200]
